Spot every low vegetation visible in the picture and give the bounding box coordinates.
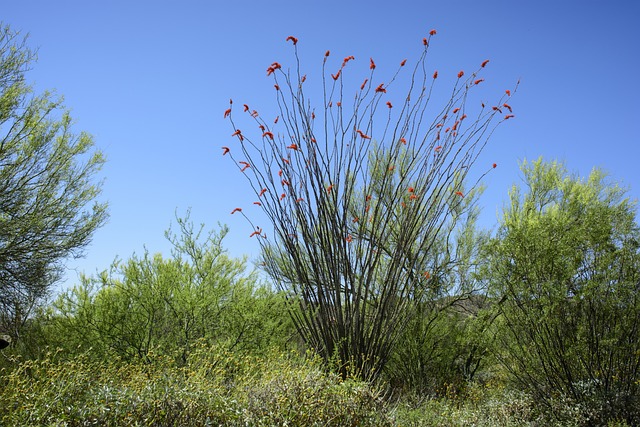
[0,346,393,426]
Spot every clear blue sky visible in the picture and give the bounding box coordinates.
[4,1,639,291]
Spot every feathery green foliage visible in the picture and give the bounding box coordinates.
[484,159,640,425]
[0,23,107,339]
[37,212,293,364]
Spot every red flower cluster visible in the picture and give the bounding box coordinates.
[342,55,355,66]
[266,62,282,76]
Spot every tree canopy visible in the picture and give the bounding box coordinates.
[484,158,640,425]
[0,24,108,338]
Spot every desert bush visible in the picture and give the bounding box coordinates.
[223,31,515,380]
[0,343,392,426]
[238,351,392,426]
[386,298,491,396]
[30,213,294,366]
[391,380,603,427]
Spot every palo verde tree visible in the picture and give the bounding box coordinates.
[222,32,515,380]
[484,159,640,425]
[0,24,108,340]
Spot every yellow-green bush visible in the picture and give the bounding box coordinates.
[3,344,630,426]
[0,345,392,426]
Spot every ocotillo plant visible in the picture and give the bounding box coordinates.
[222,31,515,380]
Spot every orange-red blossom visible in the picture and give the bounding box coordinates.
[356,130,371,139]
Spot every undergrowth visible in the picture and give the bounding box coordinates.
[0,345,632,426]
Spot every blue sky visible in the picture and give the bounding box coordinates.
[4,1,639,291]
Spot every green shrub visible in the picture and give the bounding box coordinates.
[386,296,492,397]
[32,213,295,367]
